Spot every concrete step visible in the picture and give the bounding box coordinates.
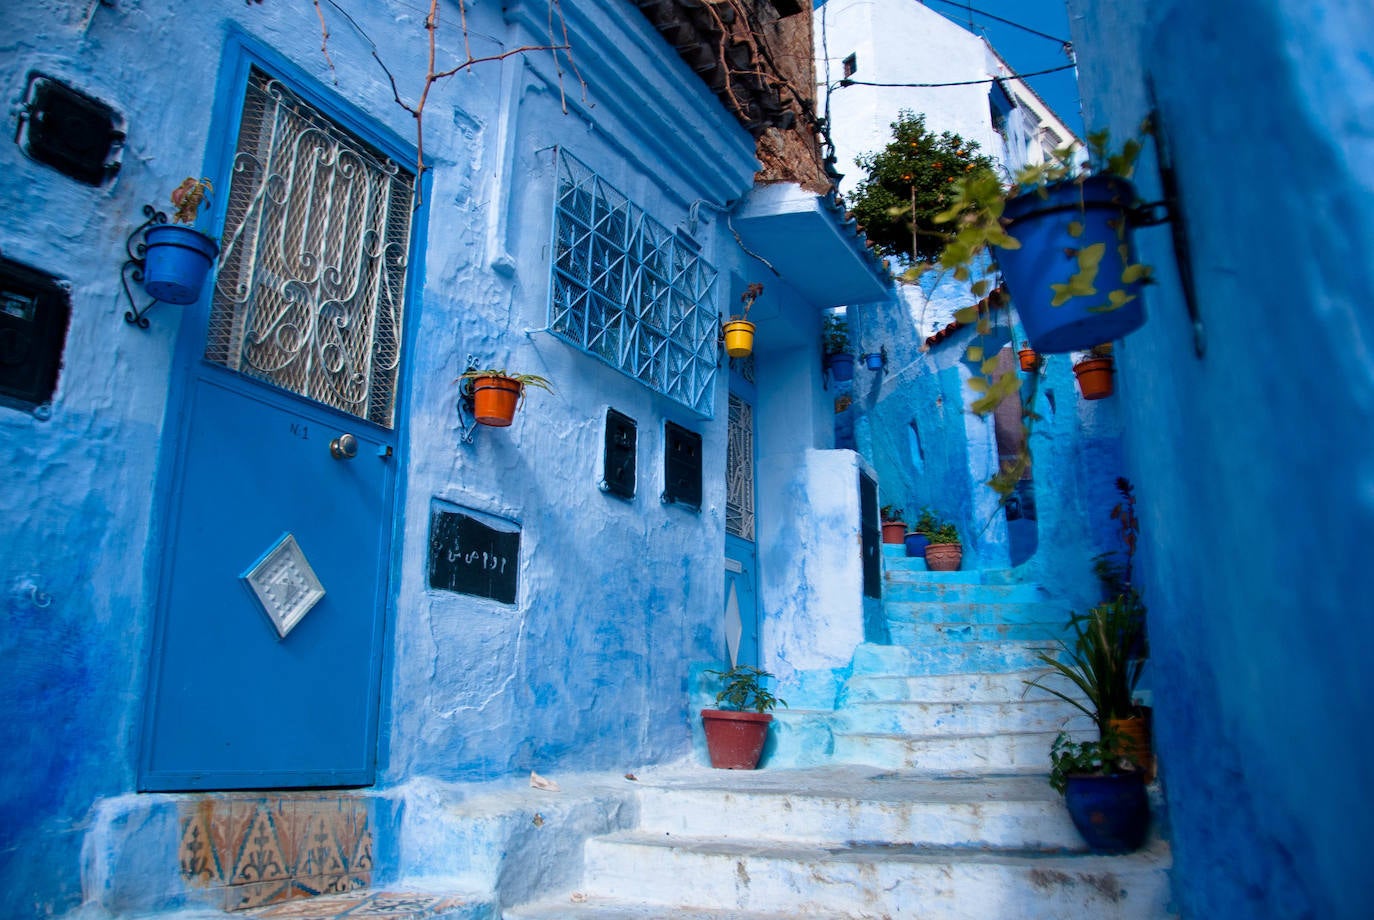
[881,575,1048,605]
[840,699,1091,736]
[844,670,1057,704]
[852,641,1058,677]
[580,832,1174,919]
[832,728,1089,773]
[631,767,1086,850]
[882,598,1066,625]
[505,899,852,919]
[888,621,1069,645]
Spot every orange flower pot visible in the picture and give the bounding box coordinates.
[723,320,755,358]
[1018,348,1041,372]
[881,521,906,544]
[1073,357,1114,400]
[924,543,963,571]
[470,375,523,426]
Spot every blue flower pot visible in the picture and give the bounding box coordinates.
[996,176,1147,354]
[864,352,884,371]
[1063,772,1150,854]
[826,352,855,382]
[143,224,219,305]
[903,532,928,557]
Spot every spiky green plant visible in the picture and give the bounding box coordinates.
[1027,597,1146,743]
[704,665,787,714]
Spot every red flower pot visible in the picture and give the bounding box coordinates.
[701,709,773,769]
[881,521,906,544]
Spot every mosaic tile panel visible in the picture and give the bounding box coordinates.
[245,890,470,919]
[177,795,374,912]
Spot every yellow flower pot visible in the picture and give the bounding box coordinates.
[723,319,755,358]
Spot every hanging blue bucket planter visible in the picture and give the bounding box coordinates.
[864,352,884,371]
[1063,772,1150,854]
[996,176,1147,354]
[825,352,855,382]
[143,224,219,305]
[903,532,929,558]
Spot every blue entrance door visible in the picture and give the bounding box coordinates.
[725,388,759,667]
[139,68,415,790]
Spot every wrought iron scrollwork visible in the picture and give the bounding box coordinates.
[120,204,168,329]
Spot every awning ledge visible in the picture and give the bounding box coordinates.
[732,183,892,308]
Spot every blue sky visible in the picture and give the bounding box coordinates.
[920,0,1084,137]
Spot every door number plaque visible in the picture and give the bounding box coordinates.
[241,533,326,638]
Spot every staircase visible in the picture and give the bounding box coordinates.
[505,551,1174,919]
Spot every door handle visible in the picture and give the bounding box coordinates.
[330,433,358,460]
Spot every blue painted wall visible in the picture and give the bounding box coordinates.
[1069,1,1374,915]
[0,1,871,913]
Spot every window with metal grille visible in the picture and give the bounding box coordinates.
[548,151,719,415]
[726,393,754,540]
[205,69,414,428]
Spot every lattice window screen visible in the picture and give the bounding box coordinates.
[206,69,414,428]
[726,393,755,540]
[549,151,718,415]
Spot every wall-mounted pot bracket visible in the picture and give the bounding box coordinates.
[455,354,479,445]
[120,204,168,330]
[1129,97,1205,359]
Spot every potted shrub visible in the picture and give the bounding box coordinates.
[700,665,787,770]
[1027,594,1151,852]
[142,177,220,305]
[723,282,762,359]
[457,369,553,427]
[880,505,906,544]
[905,507,937,558]
[922,514,962,571]
[932,128,1154,354]
[1048,732,1150,854]
[822,312,854,382]
[1073,343,1115,399]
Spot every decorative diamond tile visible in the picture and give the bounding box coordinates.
[242,533,326,638]
[725,582,743,668]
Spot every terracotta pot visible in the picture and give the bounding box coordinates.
[924,543,963,571]
[1018,348,1041,372]
[1109,713,1155,782]
[701,709,773,769]
[881,521,906,544]
[1073,356,1114,400]
[470,376,523,426]
[723,319,755,358]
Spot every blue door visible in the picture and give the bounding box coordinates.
[139,68,416,790]
[725,387,759,667]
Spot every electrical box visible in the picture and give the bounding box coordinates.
[18,72,125,186]
[662,421,702,511]
[0,257,71,412]
[601,408,637,500]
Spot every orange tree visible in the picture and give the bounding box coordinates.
[848,111,996,263]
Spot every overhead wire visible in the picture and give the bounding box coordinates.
[834,62,1075,90]
[919,0,1071,47]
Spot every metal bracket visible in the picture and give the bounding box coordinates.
[455,354,479,445]
[1141,95,1205,358]
[119,204,168,329]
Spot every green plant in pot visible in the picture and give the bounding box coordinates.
[700,665,787,770]
[921,513,962,571]
[880,504,905,545]
[932,126,1156,355]
[1027,477,1152,852]
[904,507,937,558]
[822,311,854,382]
[457,368,553,427]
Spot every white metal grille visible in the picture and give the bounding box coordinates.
[549,152,718,415]
[206,69,414,427]
[726,392,754,540]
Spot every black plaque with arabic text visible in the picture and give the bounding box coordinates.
[427,507,519,604]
